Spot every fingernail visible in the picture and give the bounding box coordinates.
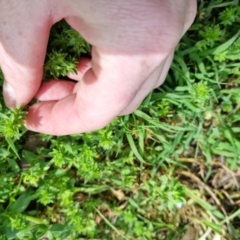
[3,81,16,108]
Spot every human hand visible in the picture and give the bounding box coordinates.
[0,0,197,135]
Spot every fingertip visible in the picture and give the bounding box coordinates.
[67,58,91,81]
[3,81,16,108]
[1,65,43,108]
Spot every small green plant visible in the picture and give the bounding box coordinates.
[190,81,211,107]
[44,20,90,79]
[195,25,222,50]
[44,51,78,79]
[219,5,240,26]
[0,107,25,141]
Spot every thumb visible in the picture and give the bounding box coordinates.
[0,1,53,108]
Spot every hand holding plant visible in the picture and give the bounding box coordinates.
[0,0,196,135]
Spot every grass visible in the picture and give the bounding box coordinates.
[0,0,240,239]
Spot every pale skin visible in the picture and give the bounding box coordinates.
[0,0,197,135]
